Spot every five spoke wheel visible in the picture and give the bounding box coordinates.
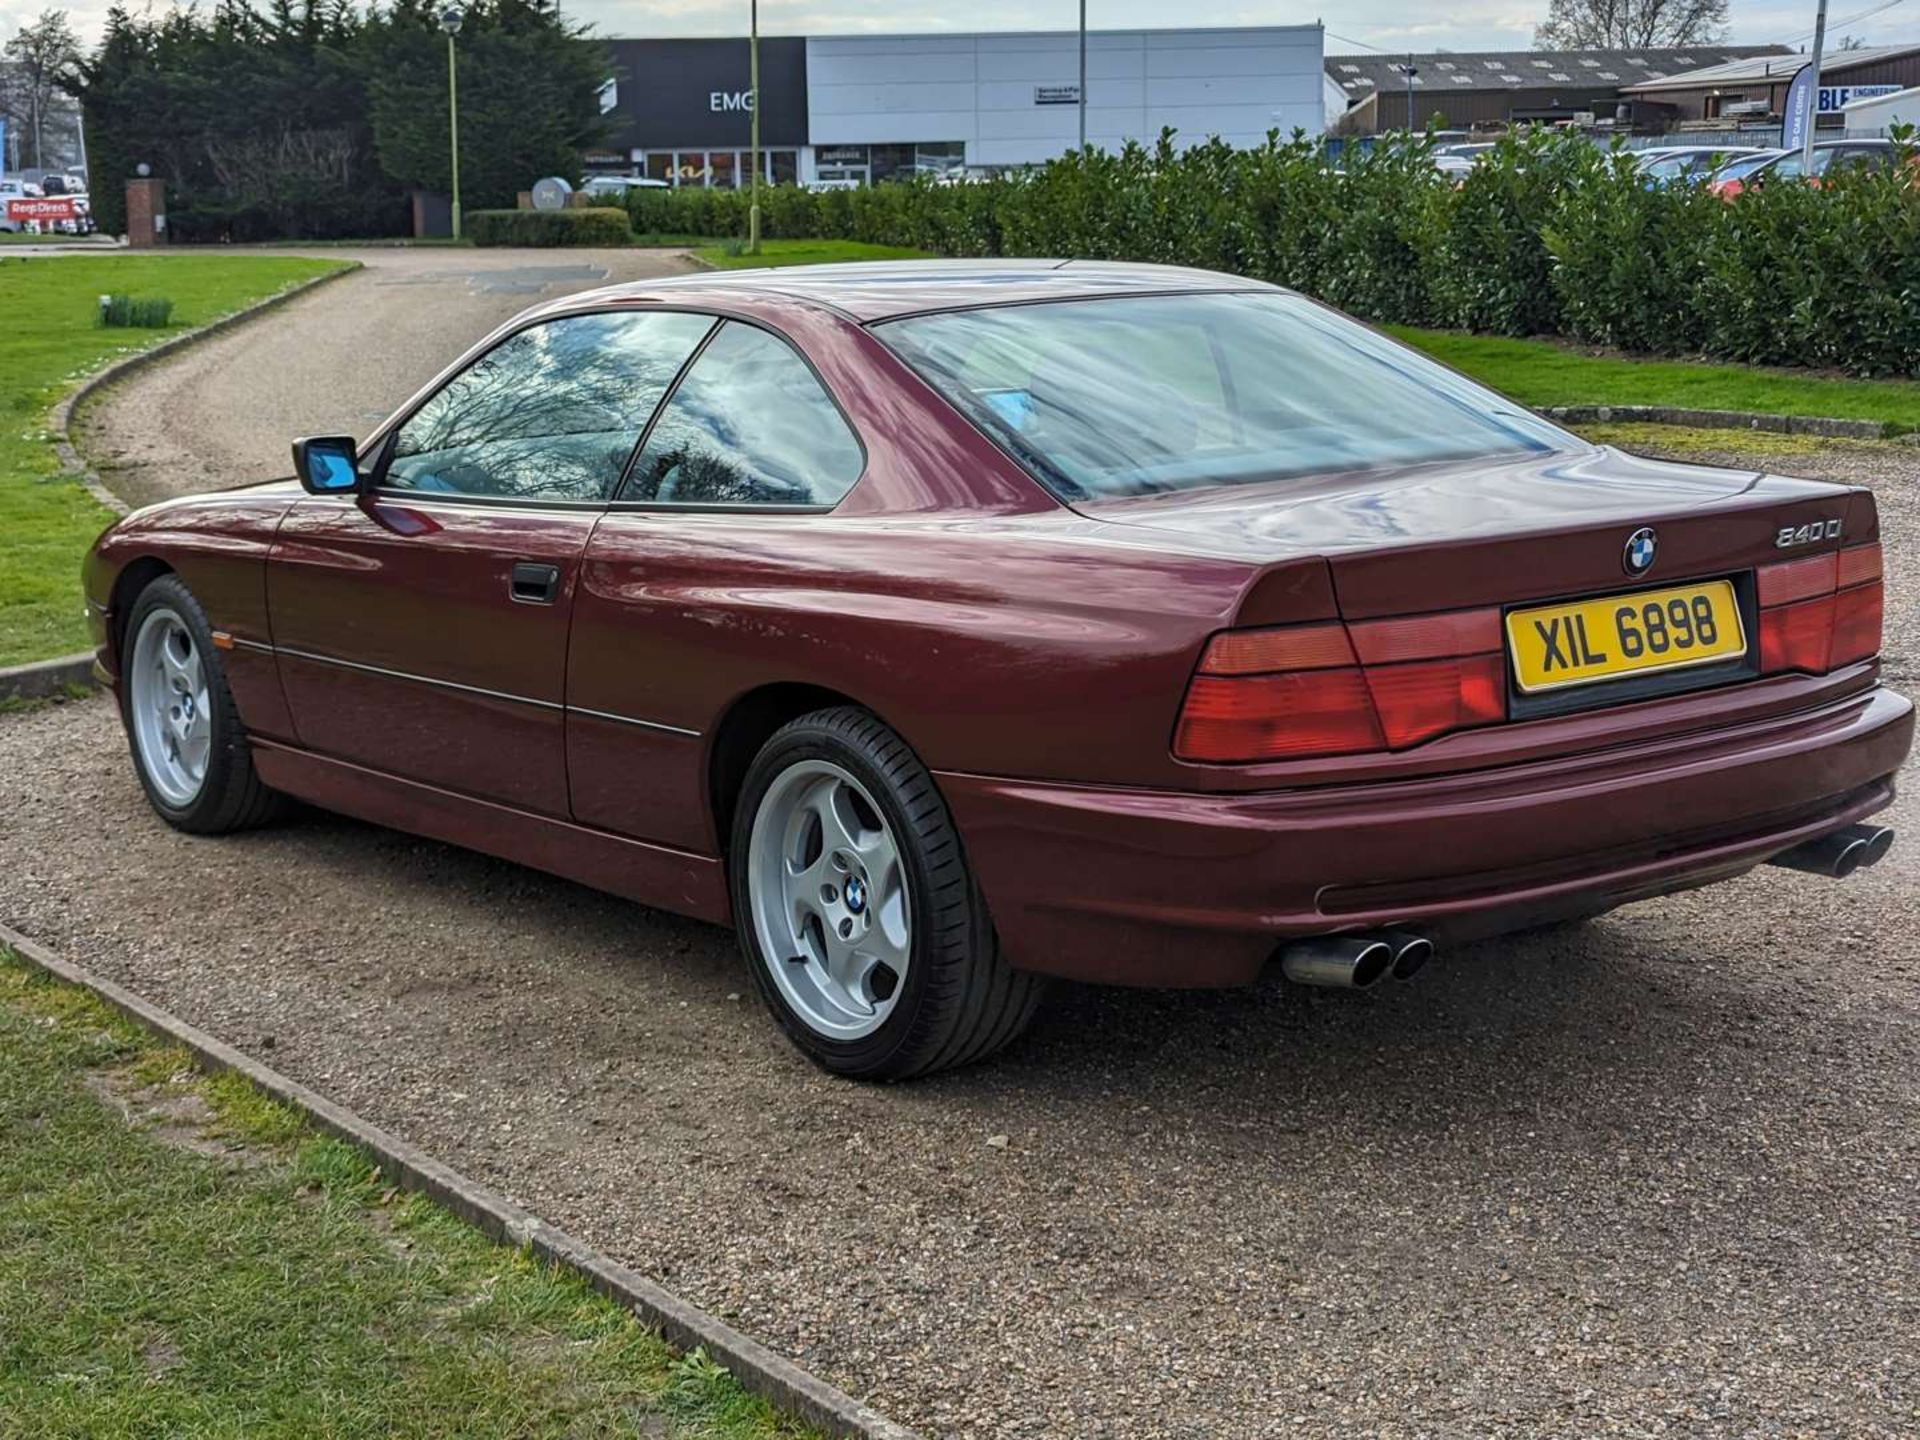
[128,607,211,808]
[747,759,911,1041]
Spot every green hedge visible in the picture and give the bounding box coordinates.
[628,127,1920,378]
[467,207,632,247]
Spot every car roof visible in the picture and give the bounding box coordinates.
[583,259,1277,324]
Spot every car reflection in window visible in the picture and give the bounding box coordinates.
[387,310,714,502]
[626,322,864,507]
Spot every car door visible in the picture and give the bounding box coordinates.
[268,307,716,816]
[566,318,868,849]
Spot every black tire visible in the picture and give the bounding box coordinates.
[729,707,1043,1080]
[118,574,282,835]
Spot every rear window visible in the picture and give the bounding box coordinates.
[877,292,1574,501]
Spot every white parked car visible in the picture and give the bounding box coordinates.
[577,174,670,201]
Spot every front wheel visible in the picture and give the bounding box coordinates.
[731,707,1042,1080]
[120,574,281,834]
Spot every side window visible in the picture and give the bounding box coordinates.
[623,321,865,507]
[385,310,714,502]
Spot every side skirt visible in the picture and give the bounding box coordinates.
[249,739,732,927]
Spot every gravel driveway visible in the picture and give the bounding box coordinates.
[11,329,1920,1436]
[74,245,693,506]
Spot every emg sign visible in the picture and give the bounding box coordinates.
[710,90,755,112]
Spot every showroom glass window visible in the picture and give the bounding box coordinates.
[878,292,1576,502]
[385,311,715,502]
[623,321,864,506]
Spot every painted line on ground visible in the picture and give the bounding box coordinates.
[0,919,922,1440]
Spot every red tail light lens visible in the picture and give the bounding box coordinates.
[1365,654,1507,749]
[1757,542,1884,676]
[1830,581,1884,667]
[1759,594,1836,674]
[1175,669,1384,761]
[1175,617,1505,763]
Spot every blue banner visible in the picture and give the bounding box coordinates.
[1782,62,1815,152]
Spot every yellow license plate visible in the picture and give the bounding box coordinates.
[1507,580,1745,694]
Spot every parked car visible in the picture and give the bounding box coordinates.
[577,174,670,202]
[84,262,1911,1079]
[0,177,45,233]
[1636,145,1768,185]
[1715,138,1906,197]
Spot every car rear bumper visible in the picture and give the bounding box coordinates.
[938,685,1914,987]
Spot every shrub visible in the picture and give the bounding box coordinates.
[467,207,632,247]
[610,127,1920,380]
[98,294,174,328]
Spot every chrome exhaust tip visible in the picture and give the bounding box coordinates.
[1768,824,1895,880]
[1279,936,1394,990]
[1379,929,1434,982]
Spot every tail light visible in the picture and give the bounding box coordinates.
[1758,541,1882,677]
[1175,613,1504,764]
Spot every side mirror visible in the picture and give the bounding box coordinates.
[292,435,361,495]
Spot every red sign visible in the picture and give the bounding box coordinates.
[6,196,77,223]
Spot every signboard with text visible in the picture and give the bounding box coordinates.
[6,196,77,224]
[1035,84,1081,106]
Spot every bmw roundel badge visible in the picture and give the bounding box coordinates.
[1623,527,1658,576]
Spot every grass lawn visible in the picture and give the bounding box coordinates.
[1391,326,1920,430]
[0,951,819,1440]
[691,239,935,269]
[0,254,348,669]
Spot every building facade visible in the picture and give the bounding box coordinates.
[1619,44,1920,131]
[596,26,1326,186]
[1327,45,1792,135]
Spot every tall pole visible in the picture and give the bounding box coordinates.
[1406,52,1415,133]
[1077,0,1087,149]
[749,0,761,253]
[447,29,463,240]
[1801,0,1829,176]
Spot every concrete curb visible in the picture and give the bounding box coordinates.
[48,263,365,518]
[0,652,98,703]
[1543,403,1907,441]
[0,920,921,1440]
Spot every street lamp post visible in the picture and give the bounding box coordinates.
[441,5,464,241]
[748,0,761,254]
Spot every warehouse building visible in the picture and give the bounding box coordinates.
[1618,43,1920,131]
[593,25,1329,186]
[1327,44,1790,134]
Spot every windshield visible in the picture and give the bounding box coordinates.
[877,292,1574,501]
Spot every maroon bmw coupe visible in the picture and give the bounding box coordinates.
[85,261,1910,1078]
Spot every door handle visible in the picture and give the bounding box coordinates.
[509,561,561,605]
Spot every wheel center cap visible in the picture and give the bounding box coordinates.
[844,876,867,914]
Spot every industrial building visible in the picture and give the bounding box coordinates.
[592,26,1330,186]
[1326,45,1791,135]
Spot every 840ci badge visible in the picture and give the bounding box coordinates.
[1507,580,1747,694]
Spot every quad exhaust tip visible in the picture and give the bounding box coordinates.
[1768,823,1895,880]
[1278,929,1433,990]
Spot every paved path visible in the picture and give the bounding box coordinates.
[76,246,691,508]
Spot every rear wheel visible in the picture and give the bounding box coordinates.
[120,575,280,834]
[731,707,1042,1080]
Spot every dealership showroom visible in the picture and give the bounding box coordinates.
[591,26,1332,187]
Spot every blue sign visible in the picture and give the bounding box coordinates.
[1782,63,1815,152]
[1820,82,1902,111]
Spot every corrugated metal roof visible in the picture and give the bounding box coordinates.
[1619,43,1920,91]
[1327,44,1792,95]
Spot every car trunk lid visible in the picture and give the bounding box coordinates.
[1070,446,1865,618]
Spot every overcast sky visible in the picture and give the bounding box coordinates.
[14,0,1910,60]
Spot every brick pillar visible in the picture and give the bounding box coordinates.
[125,178,168,248]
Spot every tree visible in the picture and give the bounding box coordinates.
[362,0,611,211]
[4,8,81,169]
[1534,0,1729,50]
